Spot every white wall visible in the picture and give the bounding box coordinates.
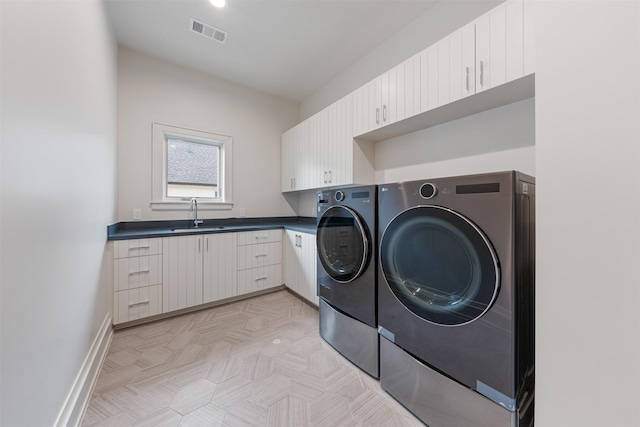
[535,2,640,426]
[117,47,300,222]
[375,98,535,183]
[0,1,117,425]
[300,0,502,120]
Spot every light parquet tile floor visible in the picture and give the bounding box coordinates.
[82,290,424,427]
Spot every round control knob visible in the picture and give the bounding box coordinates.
[419,183,437,199]
[334,190,345,202]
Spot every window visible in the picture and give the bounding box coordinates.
[152,123,232,210]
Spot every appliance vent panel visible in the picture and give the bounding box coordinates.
[190,18,227,44]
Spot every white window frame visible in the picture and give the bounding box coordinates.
[151,123,233,211]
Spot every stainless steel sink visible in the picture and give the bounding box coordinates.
[171,226,225,232]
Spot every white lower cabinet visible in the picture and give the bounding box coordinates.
[114,285,162,324]
[112,230,286,325]
[112,238,164,324]
[162,235,204,313]
[284,230,318,306]
[203,232,238,303]
[237,229,283,297]
[238,264,282,295]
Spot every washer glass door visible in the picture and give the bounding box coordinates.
[317,206,370,283]
[380,206,499,326]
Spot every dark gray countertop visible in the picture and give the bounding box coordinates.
[107,216,316,241]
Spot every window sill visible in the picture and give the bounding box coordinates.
[150,200,233,211]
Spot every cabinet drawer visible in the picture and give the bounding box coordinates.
[113,284,162,324]
[237,264,282,295]
[114,238,162,259]
[237,241,282,270]
[114,254,162,291]
[237,229,282,246]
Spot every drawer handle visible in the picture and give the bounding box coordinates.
[254,276,268,281]
[465,66,470,92]
[129,269,150,275]
[129,245,150,250]
[255,236,268,240]
[128,300,149,307]
[254,254,268,258]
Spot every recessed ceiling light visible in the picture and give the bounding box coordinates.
[209,0,226,8]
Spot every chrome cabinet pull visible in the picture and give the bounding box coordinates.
[480,61,485,87]
[254,276,268,281]
[254,253,268,257]
[375,107,380,124]
[128,269,149,275]
[128,300,149,307]
[465,66,470,92]
[383,105,387,122]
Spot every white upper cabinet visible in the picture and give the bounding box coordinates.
[281,0,534,191]
[420,43,439,112]
[283,91,374,192]
[281,127,295,191]
[475,3,506,92]
[448,22,476,103]
[476,0,527,93]
[385,57,420,125]
[505,0,524,82]
[523,0,535,76]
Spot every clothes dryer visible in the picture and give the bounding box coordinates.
[317,185,378,377]
[377,171,535,427]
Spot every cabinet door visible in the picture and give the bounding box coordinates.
[420,44,439,112]
[352,86,364,137]
[448,22,476,103]
[300,232,318,306]
[325,102,337,187]
[327,94,353,187]
[237,241,282,270]
[114,254,162,291]
[238,264,282,295]
[437,36,451,106]
[523,0,535,76]
[363,80,376,133]
[203,232,238,303]
[506,0,524,82]
[162,235,203,313]
[281,128,295,192]
[476,2,506,92]
[386,67,397,125]
[461,22,476,98]
[114,238,162,259]
[114,285,162,324]
[237,229,282,246]
[283,230,301,295]
[395,61,406,122]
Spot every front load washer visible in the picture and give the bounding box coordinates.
[377,171,535,427]
[317,185,378,377]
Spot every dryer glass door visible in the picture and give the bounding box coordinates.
[317,206,370,283]
[380,206,499,326]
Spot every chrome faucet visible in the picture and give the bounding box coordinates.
[191,198,203,228]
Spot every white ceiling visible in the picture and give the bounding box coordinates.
[104,0,440,103]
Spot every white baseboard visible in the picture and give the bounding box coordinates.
[55,313,113,427]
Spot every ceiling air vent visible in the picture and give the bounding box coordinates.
[190,18,228,44]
